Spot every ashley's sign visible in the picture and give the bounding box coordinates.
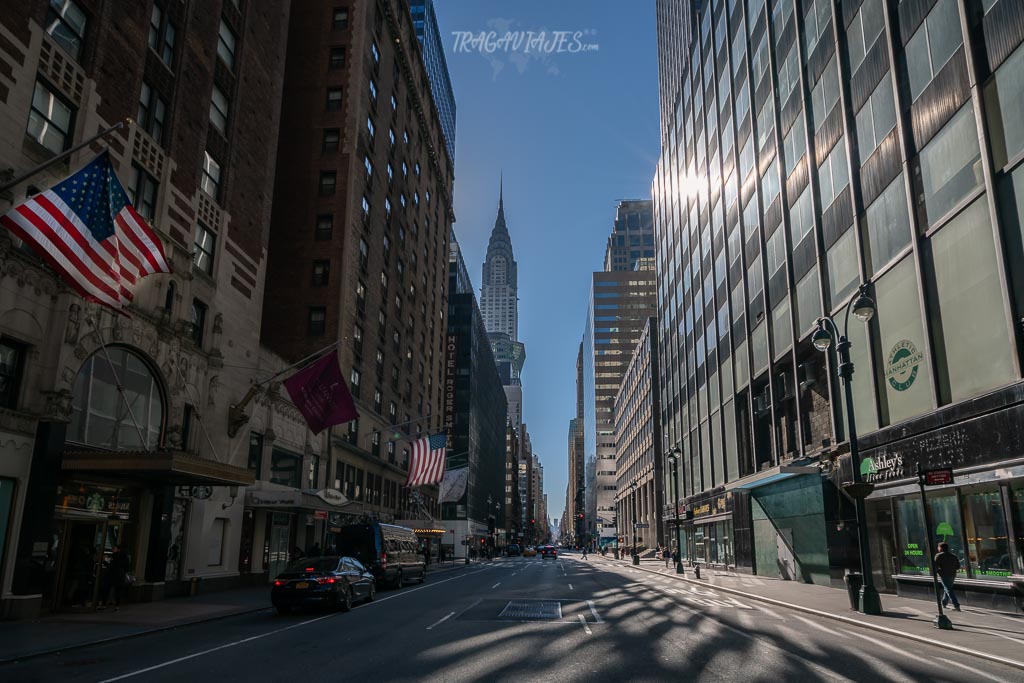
[860,453,904,483]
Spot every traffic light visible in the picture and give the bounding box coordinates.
[577,513,583,519]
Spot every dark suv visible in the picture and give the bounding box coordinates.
[507,544,522,557]
[540,545,558,559]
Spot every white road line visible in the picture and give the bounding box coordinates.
[569,583,574,590]
[425,611,455,630]
[578,613,592,635]
[935,656,1007,683]
[586,599,603,623]
[97,567,490,682]
[491,582,501,589]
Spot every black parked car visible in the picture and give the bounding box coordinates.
[271,556,375,615]
[507,544,522,557]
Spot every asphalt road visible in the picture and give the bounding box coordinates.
[5,552,1022,682]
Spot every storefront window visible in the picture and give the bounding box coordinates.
[961,486,1012,579]
[895,492,965,576]
[929,491,966,575]
[1011,485,1024,575]
[895,496,928,574]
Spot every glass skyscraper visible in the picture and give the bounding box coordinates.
[409,0,457,164]
[654,0,1024,608]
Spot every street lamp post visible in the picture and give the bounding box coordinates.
[812,283,883,616]
[631,481,640,565]
[669,448,684,575]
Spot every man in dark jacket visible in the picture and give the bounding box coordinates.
[935,542,961,611]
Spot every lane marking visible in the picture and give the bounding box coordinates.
[935,656,1007,683]
[578,614,592,635]
[97,567,491,682]
[569,583,574,590]
[586,600,603,623]
[491,582,501,589]
[425,611,455,630]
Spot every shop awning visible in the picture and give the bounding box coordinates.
[725,465,819,491]
[245,485,353,513]
[63,449,255,486]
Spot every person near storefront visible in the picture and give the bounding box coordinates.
[935,542,962,611]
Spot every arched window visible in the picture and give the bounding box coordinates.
[68,347,164,450]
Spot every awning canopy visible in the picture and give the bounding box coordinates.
[725,465,819,491]
[245,485,353,513]
[63,449,255,487]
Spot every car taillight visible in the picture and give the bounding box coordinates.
[315,577,336,584]
[273,580,284,587]
[380,552,387,569]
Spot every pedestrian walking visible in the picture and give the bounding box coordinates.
[581,546,589,560]
[663,547,671,568]
[935,542,962,611]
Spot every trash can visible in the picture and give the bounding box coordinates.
[845,572,863,611]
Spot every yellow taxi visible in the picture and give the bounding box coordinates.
[522,546,538,557]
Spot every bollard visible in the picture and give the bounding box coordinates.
[694,564,701,579]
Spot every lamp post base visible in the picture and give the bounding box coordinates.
[632,555,640,566]
[859,585,883,616]
[934,614,954,630]
[675,561,684,575]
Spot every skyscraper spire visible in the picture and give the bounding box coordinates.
[497,173,505,225]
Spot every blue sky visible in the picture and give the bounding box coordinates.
[435,1,660,523]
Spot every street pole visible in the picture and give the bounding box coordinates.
[671,451,684,575]
[917,465,953,630]
[814,285,882,616]
[632,482,639,566]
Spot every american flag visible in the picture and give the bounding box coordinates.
[405,433,447,487]
[0,152,170,310]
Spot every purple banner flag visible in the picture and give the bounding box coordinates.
[282,351,358,434]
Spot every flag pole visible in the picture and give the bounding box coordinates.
[0,120,127,197]
[85,317,149,450]
[227,340,342,438]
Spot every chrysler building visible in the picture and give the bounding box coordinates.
[480,181,525,385]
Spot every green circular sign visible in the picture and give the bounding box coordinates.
[886,340,924,392]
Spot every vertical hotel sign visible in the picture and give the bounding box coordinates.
[444,334,457,453]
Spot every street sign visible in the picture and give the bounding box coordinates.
[634,523,650,529]
[922,468,954,486]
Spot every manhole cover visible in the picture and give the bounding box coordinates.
[498,600,563,620]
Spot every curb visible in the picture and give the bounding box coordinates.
[0,603,270,666]
[596,557,1024,673]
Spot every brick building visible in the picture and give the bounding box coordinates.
[261,0,456,527]
[0,0,293,618]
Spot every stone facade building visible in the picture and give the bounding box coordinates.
[0,0,292,618]
[614,317,663,551]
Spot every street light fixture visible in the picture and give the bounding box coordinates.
[630,480,640,565]
[813,283,882,616]
[669,448,684,575]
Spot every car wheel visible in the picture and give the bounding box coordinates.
[339,587,353,612]
[276,606,291,616]
[366,581,376,602]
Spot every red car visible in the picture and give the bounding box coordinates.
[540,545,558,559]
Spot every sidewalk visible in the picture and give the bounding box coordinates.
[598,555,1024,671]
[0,586,270,664]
